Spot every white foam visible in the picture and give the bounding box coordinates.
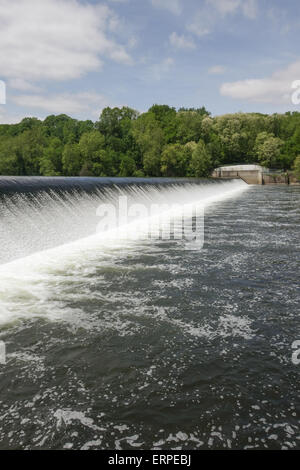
[0,180,249,326]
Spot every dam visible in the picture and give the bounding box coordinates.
[0,176,208,195]
[0,176,246,266]
[212,164,299,185]
[0,177,299,450]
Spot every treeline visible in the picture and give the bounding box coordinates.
[1,105,300,178]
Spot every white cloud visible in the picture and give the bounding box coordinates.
[207,0,240,15]
[188,0,257,37]
[0,0,132,85]
[12,92,115,118]
[148,58,175,81]
[242,0,257,19]
[207,0,257,18]
[208,65,226,75]
[220,61,300,104]
[169,32,195,50]
[7,78,43,92]
[150,0,182,16]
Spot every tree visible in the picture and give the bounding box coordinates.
[161,144,187,177]
[62,143,82,176]
[201,117,214,143]
[213,116,246,163]
[148,104,177,143]
[79,131,105,162]
[0,136,22,175]
[255,132,283,168]
[43,114,78,143]
[132,112,164,176]
[77,131,111,176]
[259,137,283,168]
[178,106,210,117]
[207,133,225,168]
[1,107,300,177]
[77,120,94,139]
[40,137,63,176]
[293,156,300,180]
[98,107,138,139]
[16,128,47,175]
[18,117,42,134]
[281,127,300,170]
[96,107,141,174]
[119,155,137,177]
[176,111,203,144]
[189,140,213,177]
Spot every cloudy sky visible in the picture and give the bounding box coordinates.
[1,0,300,123]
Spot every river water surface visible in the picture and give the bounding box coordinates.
[0,179,299,450]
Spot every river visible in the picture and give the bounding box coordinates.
[0,178,299,449]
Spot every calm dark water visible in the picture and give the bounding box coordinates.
[0,182,299,450]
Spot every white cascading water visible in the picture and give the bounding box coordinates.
[0,179,248,326]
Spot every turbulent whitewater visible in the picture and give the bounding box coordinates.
[0,178,299,450]
[0,179,247,326]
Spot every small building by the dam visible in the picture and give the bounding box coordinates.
[212,164,264,184]
[212,164,297,185]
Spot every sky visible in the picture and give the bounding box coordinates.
[1,0,300,123]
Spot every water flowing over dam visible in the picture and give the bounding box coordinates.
[0,177,246,266]
[0,176,211,195]
[0,177,299,450]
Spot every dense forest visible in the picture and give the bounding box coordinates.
[0,105,300,178]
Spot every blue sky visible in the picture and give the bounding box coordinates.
[1,0,300,123]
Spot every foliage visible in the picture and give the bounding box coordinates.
[0,108,300,178]
[293,155,300,180]
[255,132,283,168]
[161,143,188,177]
[188,140,213,177]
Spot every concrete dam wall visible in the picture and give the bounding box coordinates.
[212,165,299,185]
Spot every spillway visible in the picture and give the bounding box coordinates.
[2,178,298,451]
[0,176,247,266]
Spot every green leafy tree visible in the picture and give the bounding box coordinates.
[201,117,214,144]
[161,144,187,177]
[79,131,104,158]
[255,132,283,168]
[2,108,300,177]
[119,155,137,177]
[148,104,177,144]
[293,156,300,180]
[189,140,213,177]
[259,137,283,168]
[62,143,82,176]
[175,111,203,144]
[0,136,22,175]
[39,137,63,176]
[132,112,164,176]
[98,107,138,138]
[16,128,47,175]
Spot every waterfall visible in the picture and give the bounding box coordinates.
[0,177,248,325]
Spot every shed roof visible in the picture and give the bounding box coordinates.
[215,164,265,172]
